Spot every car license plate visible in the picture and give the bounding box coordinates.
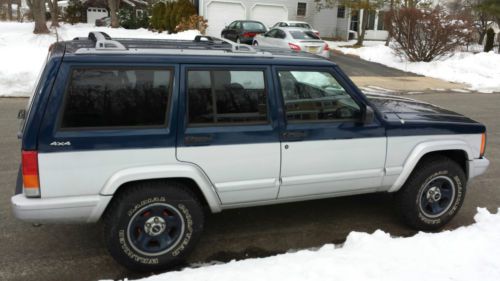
[307,46,319,53]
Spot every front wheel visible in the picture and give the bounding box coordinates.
[104,181,204,271]
[395,155,466,231]
[253,41,258,46]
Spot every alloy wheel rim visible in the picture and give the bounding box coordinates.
[127,203,185,256]
[418,175,456,218]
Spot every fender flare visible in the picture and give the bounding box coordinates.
[98,163,222,213]
[387,140,473,192]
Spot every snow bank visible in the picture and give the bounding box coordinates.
[121,208,500,281]
[328,40,500,93]
[0,22,200,97]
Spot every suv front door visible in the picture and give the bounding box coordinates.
[275,67,387,199]
[176,65,281,205]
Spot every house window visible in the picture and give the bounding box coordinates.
[297,2,307,17]
[337,5,345,18]
[136,9,144,18]
[377,11,386,30]
[367,10,377,30]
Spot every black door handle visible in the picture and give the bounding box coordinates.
[282,131,308,140]
[184,134,213,146]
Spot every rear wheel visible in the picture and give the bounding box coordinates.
[253,41,258,46]
[104,181,204,271]
[395,155,466,231]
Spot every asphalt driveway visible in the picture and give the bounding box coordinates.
[331,51,416,77]
[331,52,474,93]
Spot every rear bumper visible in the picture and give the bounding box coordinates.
[11,194,112,223]
[469,157,490,180]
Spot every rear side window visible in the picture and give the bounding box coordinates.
[61,68,172,129]
[187,70,268,126]
[242,22,266,31]
[290,31,319,40]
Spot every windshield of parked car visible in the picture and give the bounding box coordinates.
[290,31,320,40]
[242,22,266,31]
[289,23,312,29]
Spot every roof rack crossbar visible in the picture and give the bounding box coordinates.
[88,31,127,51]
[194,35,257,53]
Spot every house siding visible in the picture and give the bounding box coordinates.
[311,7,338,38]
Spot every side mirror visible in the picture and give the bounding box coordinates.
[362,105,375,125]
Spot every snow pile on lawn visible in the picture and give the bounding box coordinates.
[0,22,200,97]
[126,208,500,281]
[328,40,500,93]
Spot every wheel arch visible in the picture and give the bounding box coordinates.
[98,164,222,215]
[388,140,472,192]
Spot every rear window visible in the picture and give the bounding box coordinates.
[60,68,172,129]
[289,23,311,29]
[242,22,266,31]
[290,30,320,40]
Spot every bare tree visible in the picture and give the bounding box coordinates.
[387,7,473,61]
[7,0,13,20]
[46,0,59,27]
[107,0,120,28]
[16,0,21,21]
[26,0,50,34]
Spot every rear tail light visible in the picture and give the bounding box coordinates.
[288,43,301,51]
[324,43,330,51]
[242,32,257,38]
[22,150,40,197]
[480,133,487,157]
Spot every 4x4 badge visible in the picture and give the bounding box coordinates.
[50,141,71,146]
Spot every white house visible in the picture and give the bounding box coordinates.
[198,0,388,41]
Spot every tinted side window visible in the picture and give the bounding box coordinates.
[278,70,361,122]
[187,70,268,126]
[267,29,278,38]
[61,69,171,129]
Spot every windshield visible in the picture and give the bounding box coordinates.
[289,23,311,29]
[290,31,320,40]
[242,22,266,31]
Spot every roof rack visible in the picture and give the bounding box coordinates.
[193,35,257,53]
[73,31,261,55]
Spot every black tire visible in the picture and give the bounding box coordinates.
[253,41,258,46]
[104,181,204,271]
[395,155,466,231]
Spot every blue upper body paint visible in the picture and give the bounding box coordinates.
[21,41,485,153]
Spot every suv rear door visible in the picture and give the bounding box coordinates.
[275,67,387,198]
[176,65,281,205]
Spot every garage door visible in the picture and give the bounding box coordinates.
[206,1,246,37]
[250,4,288,28]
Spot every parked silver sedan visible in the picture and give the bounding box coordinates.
[252,27,330,58]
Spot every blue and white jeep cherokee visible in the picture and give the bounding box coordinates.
[12,32,489,271]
